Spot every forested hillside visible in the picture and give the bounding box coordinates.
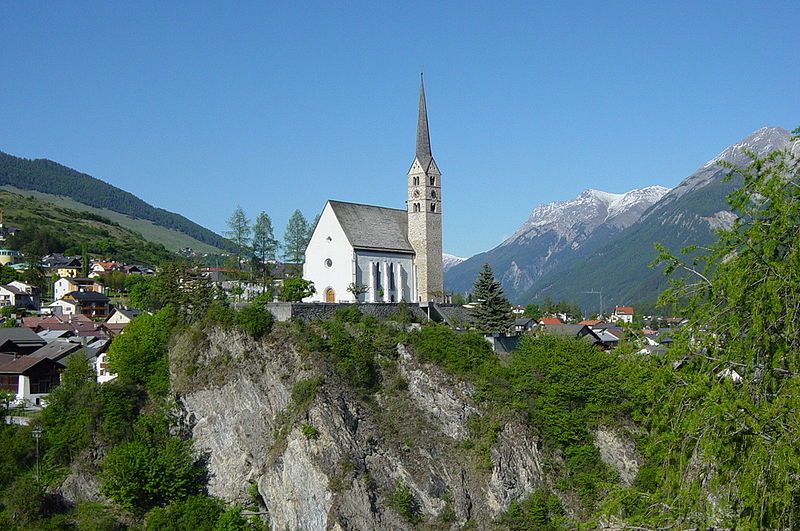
[0,151,235,252]
[1,189,174,266]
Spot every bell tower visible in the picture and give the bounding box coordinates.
[407,75,444,302]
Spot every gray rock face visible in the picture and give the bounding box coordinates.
[592,428,641,486]
[487,421,544,512]
[177,329,552,530]
[396,344,477,441]
[57,471,107,506]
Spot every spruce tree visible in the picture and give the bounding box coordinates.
[469,263,512,332]
[225,206,251,274]
[252,212,278,291]
[283,210,309,265]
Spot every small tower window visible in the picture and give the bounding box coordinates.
[413,176,419,186]
[430,176,436,186]
[431,203,437,212]
[414,203,421,212]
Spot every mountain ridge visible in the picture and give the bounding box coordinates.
[0,151,234,252]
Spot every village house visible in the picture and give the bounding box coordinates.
[41,254,83,278]
[610,306,634,324]
[0,281,41,310]
[60,291,112,320]
[53,277,104,301]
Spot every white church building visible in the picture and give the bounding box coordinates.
[304,77,444,304]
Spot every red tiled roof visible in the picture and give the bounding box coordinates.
[578,319,604,326]
[539,317,562,325]
[614,306,634,315]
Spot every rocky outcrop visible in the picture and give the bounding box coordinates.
[396,344,477,441]
[592,428,641,486]
[176,328,550,530]
[487,422,544,512]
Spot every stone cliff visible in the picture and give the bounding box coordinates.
[173,326,552,530]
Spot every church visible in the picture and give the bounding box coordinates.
[303,77,444,304]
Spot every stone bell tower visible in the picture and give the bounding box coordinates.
[407,75,444,302]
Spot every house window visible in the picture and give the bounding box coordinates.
[431,203,437,212]
[430,176,435,186]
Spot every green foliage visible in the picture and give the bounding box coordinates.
[279,277,315,302]
[40,356,100,468]
[291,377,323,408]
[106,306,178,397]
[500,488,566,530]
[283,210,309,264]
[409,325,495,381]
[469,263,513,332]
[636,138,800,528]
[225,206,251,272]
[213,506,253,530]
[69,501,125,530]
[101,412,205,512]
[235,303,274,340]
[99,379,147,445]
[389,480,420,523]
[300,423,319,440]
[1,472,47,526]
[2,191,176,266]
[145,495,224,531]
[0,264,17,284]
[0,151,235,251]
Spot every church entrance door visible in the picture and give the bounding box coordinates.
[324,288,335,303]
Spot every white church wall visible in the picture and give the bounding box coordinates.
[303,202,355,303]
[354,250,415,303]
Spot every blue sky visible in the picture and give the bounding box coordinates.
[1,1,798,257]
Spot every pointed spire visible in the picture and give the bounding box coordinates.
[416,73,432,167]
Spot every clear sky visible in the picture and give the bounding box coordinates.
[1,1,798,257]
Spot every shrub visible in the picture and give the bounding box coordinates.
[290,377,322,408]
[389,480,421,523]
[145,495,224,531]
[106,306,178,397]
[300,424,319,440]
[236,304,274,340]
[102,412,205,512]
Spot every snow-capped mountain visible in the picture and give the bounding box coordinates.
[446,126,797,305]
[442,253,466,272]
[506,186,669,247]
[445,186,668,298]
[644,127,794,219]
[521,126,797,308]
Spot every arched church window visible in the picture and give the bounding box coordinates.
[413,176,419,186]
[414,203,420,212]
[431,203,437,212]
[430,176,435,186]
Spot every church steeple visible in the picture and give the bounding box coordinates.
[407,75,444,303]
[416,74,432,168]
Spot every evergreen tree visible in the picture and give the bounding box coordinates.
[283,210,309,265]
[252,211,278,290]
[81,244,89,277]
[469,263,512,332]
[225,206,251,274]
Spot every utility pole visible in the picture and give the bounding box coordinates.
[32,426,43,482]
[583,289,603,317]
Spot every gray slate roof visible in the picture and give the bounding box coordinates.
[329,201,414,253]
[0,328,47,350]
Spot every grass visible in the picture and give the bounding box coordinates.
[0,185,222,253]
